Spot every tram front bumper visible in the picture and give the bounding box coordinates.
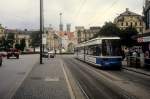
[102,62,122,69]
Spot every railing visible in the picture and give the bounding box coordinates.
[126,56,150,68]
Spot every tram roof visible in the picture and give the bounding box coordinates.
[76,37,120,47]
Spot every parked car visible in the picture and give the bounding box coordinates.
[42,50,55,58]
[0,51,7,57]
[7,48,20,59]
[48,50,55,58]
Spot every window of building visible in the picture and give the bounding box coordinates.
[135,22,137,26]
[121,22,123,26]
[149,10,150,28]
[130,22,133,27]
[139,22,142,26]
[126,22,128,26]
[140,28,143,33]
[146,11,149,29]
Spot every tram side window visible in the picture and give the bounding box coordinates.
[85,47,88,55]
[102,40,108,56]
[93,46,101,56]
[81,47,84,54]
[88,47,94,55]
[74,48,78,53]
[102,40,122,56]
[78,47,83,54]
[87,45,101,56]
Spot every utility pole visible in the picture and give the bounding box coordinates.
[40,0,44,64]
[59,13,63,32]
[59,13,63,53]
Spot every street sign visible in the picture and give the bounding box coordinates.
[137,36,150,43]
[42,34,47,45]
[137,37,143,43]
[143,36,150,42]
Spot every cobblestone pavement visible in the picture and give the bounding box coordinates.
[11,57,71,99]
[0,55,39,99]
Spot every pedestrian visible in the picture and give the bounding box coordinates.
[124,47,129,61]
[132,51,138,68]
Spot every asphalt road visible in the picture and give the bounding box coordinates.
[62,55,150,99]
[0,55,39,99]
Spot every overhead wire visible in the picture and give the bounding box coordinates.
[88,0,120,27]
[74,0,87,23]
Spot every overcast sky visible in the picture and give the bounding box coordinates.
[0,0,144,31]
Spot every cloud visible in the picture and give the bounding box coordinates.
[0,0,143,30]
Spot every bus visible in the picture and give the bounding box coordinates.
[75,37,122,69]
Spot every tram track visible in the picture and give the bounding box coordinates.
[62,56,138,99]
[77,56,150,92]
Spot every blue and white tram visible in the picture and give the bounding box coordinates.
[75,37,122,69]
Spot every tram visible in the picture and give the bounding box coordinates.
[75,37,122,69]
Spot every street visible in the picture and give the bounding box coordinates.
[0,55,39,99]
[0,0,150,99]
[62,55,150,99]
[0,55,150,99]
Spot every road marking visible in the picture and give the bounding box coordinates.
[60,60,75,99]
[44,77,59,82]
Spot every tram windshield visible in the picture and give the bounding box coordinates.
[102,39,122,56]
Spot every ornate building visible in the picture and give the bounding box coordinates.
[114,8,144,34]
[86,27,101,40]
[75,26,101,43]
[58,31,76,53]
[44,26,62,53]
[6,29,32,49]
[143,0,150,33]
[75,26,85,43]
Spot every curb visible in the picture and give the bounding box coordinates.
[122,67,150,76]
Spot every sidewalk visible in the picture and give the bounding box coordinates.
[11,57,71,99]
[122,61,150,76]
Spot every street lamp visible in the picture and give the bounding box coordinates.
[40,0,44,64]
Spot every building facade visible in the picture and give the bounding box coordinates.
[86,27,101,40]
[0,24,5,39]
[75,26,85,43]
[6,29,32,49]
[144,0,150,32]
[58,31,77,53]
[114,8,144,34]
[135,1,150,68]
[45,26,61,52]
[66,24,71,32]
[75,26,101,43]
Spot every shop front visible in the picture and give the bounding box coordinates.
[137,35,150,68]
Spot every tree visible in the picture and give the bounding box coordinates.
[20,38,26,51]
[95,22,121,37]
[15,43,20,50]
[119,26,138,47]
[0,36,5,50]
[67,43,75,53]
[30,31,40,47]
[7,33,15,48]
